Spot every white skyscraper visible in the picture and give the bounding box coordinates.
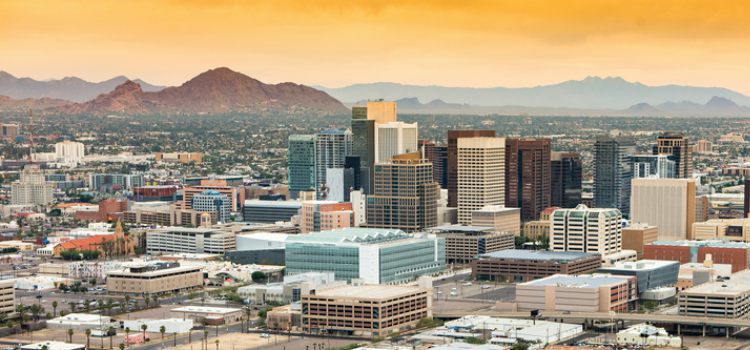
[10,164,54,205]
[374,121,418,163]
[456,137,505,225]
[54,140,85,165]
[550,204,622,256]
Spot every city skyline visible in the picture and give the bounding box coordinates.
[2,0,750,94]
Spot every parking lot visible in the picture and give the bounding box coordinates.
[433,278,515,302]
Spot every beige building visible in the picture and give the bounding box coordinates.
[123,205,218,227]
[523,220,550,240]
[516,274,636,312]
[106,263,202,294]
[0,279,15,314]
[622,223,658,258]
[154,152,203,164]
[427,225,514,264]
[679,270,750,318]
[677,258,733,291]
[471,205,520,235]
[551,204,622,256]
[146,226,236,255]
[365,101,397,124]
[631,178,696,240]
[170,306,244,325]
[0,240,34,251]
[693,218,750,242]
[456,137,505,225]
[301,284,431,337]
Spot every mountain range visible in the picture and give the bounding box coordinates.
[323,76,750,110]
[0,68,348,116]
[0,71,164,102]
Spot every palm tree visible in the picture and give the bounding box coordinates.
[143,295,150,308]
[141,324,148,342]
[151,294,158,307]
[124,327,130,348]
[118,343,125,350]
[215,339,220,350]
[67,328,74,343]
[16,304,26,331]
[173,332,177,347]
[68,302,76,313]
[52,301,58,317]
[108,326,115,349]
[41,346,48,350]
[159,326,166,347]
[85,329,91,349]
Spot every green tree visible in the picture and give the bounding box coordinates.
[85,329,91,349]
[68,328,74,343]
[160,325,166,346]
[52,301,58,317]
[251,271,267,283]
[141,324,148,341]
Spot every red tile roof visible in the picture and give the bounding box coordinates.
[59,234,114,251]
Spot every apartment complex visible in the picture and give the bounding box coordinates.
[630,178,696,240]
[285,228,444,284]
[447,130,496,207]
[106,262,202,294]
[301,285,431,337]
[299,201,353,233]
[470,205,521,235]
[11,164,54,205]
[427,225,514,264]
[679,270,750,318]
[146,227,236,254]
[365,153,439,232]
[517,274,637,312]
[550,204,622,256]
[456,137,505,224]
[471,250,601,282]
[505,138,551,220]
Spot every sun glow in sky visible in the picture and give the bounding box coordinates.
[2,0,750,92]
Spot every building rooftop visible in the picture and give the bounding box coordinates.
[107,263,201,277]
[311,284,427,299]
[650,240,750,248]
[171,306,242,314]
[428,225,496,233]
[243,200,302,208]
[599,259,679,271]
[523,274,631,288]
[478,249,599,262]
[21,341,85,350]
[473,205,520,213]
[286,227,409,245]
[681,270,750,296]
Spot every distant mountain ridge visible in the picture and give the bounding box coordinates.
[321,76,750,109]
[0,71,164,102]
[54,67,348,116]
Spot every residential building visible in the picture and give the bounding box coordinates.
[694,139,714,154]
[146,227,235,254]
[471,205,521,235]
[654,132,692,178]
[315,128,352,197]
[288,134,317,198]
[517,274,637,312]
[0,279,14,314]
[10,164,54,205]
[550,204,622,256]
[89,173,144,192]
[631,154,676,179]
[427,225,514,264]
[54,140,85,165]
[243,200,302,223]
[375,121,418,163]
[598,260,680,296]
[471,250,601,282]
[551,152,582,208]
[631,178,696,240]
[365,153,439,231]
[107,262,203,294]
[504,138,551,220]
[301,284,431,337]
[679,270,750,318]
[285,228,445,284]
[191,190,231,223]
[621,223,658,257]
[456,137,505,224]
[593,136,635,217]
[447,130,496,207]
[299,201,353,233]
[644,240,750,273]
[693,218,750,242]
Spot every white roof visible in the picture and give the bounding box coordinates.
[171,306,242,314]
[21,342,84,350]
[313,284,426,299]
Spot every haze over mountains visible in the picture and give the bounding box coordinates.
[0,68,347,116]
[0,71,164,102]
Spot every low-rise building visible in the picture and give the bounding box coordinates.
[0,240,34,251]
[471,250,601,282]
[20,342,85,350]
[243,200,301,223]
[616,324,681,347]
[522,220,550,241]
[516,274,637,312]
[122,319,194,334]
[471,206,521,235]
[679,270,750,318]
[170,306,244,325]
[693,218,750,242]
[427,225,514,264]
[301,284,431,337]
[0,279,14,314]
[47,313,117,330]
[644,240,750,273]
[598,259,679,297]
[237,272,342,305]
[622,223,658,258]
[106,262,202,294]
[146,226,235,255]
[677,257,733,290]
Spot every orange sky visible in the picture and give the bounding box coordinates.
[1,0,750,92]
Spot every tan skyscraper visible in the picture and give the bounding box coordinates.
[366,101,397,124]
[654,132,692,178]
[456,137,505,225]
[631,178,696,240]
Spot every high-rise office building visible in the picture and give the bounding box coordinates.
[365,153,439,231]
[315,128,352,197]
[654,132,692,178]
[551,152,582,208]
[374,121,418,163]
[593,136,635,217]
[632,154,676,179]
[447,130,496,207]
[505,138,551,220]
[299,201,354,233]
[288,134,317,199]
[631,178,696,240]
[550,204,622,256]
[456,137,505,225]
[10,164,54,205]
[351,101,398,194]
[420,140,448,188]
[191,190,231,223]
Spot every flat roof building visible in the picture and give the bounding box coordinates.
[107,262,202,294]
[170,306,244,325]
[598,259,679,296]
[551,204,622,256]
[285,228,444,284]
[517,274,637,312]
[693,218,750,242]
[644,240,750,273]
[631,178,696,240]
[622,223,658,258]
[471,205,521,235]
[471,249,601,282]
[679,270,750,318]
[301,284,430,337]
[427,225,514,264]
[146,226,235,255]
[0,279,14,314]
[243,200,302,223]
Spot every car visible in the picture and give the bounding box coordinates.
[462,282,472,286]
[436,291,442,294]
[481,285,492,289]
[259,333,270,339]
[450,291,458,296]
